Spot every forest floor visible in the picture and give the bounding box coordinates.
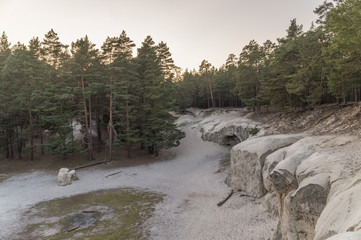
[0,146,173,183]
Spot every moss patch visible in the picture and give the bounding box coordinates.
[21,188,163,240]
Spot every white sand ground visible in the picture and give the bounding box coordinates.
[0,112,277,239]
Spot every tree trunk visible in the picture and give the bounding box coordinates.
[108,75,113,161]
[96,111,102,153]
[5,136,9,159]
[354,86,358,102]
[28,102,34,161]
[88,94,93,161]
[81,76,89,147]
[207,77,215,108]
[40,124,44,155]
[126,99,131,158]
[81,75,91,161]
[17,128,22,160]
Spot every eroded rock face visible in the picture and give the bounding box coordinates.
[315,173,361,240]
[58,168,78,186]
[266,137,334,240]
[279,173,330,240]
[197,109,361,240]
[199,116,267,146]
[230,134,302,198]
[202,123,255,146]
[227,132,360,240]
[325,232,361,240]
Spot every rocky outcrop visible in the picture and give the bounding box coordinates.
[201,118,264,146]
[325,232,361,240]
[228,131,361,240]
[194,108,361,240]
[58,168,78,186]
[315,172,361,239]
[184,108,270,146]
[230,134,302,198]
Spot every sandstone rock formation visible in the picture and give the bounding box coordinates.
[194,108,361,239]
[201,118,263,146]
[230,134,302,198]
[227,130,361,239]
[58,168,78,186]
[325,232,361,240]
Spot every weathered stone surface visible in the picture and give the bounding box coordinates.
[261,191,279,216]
[271,136,355,240]
[263,146,290,192]
[280,174,330,240]
[315,173,361,240]
[201,118,263,146]
[230,134,302,197]
[270,138,320,192]
[325,232,361,240]
[58,168,78,186]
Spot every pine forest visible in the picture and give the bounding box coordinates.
[0,0,360,161]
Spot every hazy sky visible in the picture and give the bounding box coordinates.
[0,0,324,70]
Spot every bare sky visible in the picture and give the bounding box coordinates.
[0,0,323,70]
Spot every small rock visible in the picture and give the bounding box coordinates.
[58,168,78,186]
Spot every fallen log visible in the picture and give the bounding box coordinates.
[105,171,123,178]
[71,160,109,171]
[217,189,234,207]
[68,225,79,232]
[82,210,96,213]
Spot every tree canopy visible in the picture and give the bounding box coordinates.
[176,0,361,110]
[0,30,184,161]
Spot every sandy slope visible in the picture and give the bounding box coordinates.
[0,113,276,239]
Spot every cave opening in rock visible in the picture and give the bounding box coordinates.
[224,135,241,146]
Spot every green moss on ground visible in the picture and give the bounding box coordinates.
[21,188,163,240]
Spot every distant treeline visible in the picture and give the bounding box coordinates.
[0,0,359,161]
[0,30,184,160]
[176,0,361,110]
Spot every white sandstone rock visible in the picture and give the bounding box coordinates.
[325,232,361,240]
[230,134,302,197]
[315,173,361,239]
[57,168,78,186]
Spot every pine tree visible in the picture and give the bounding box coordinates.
[199,60,215,108]
[41,29,68,69]
[1,48,45,160]
[263,19,304,108]
[39,30,78,159]
[237,40,264,110]
[0,33,13,158]
[136,36,184,156]
[111,31,139,158]
[325,0,361,103]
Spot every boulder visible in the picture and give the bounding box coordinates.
[230,134,302,197]
[58,168,78,186]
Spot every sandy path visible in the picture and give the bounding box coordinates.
[0,115,277,239]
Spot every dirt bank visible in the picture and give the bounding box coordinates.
[246,103,361,136]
